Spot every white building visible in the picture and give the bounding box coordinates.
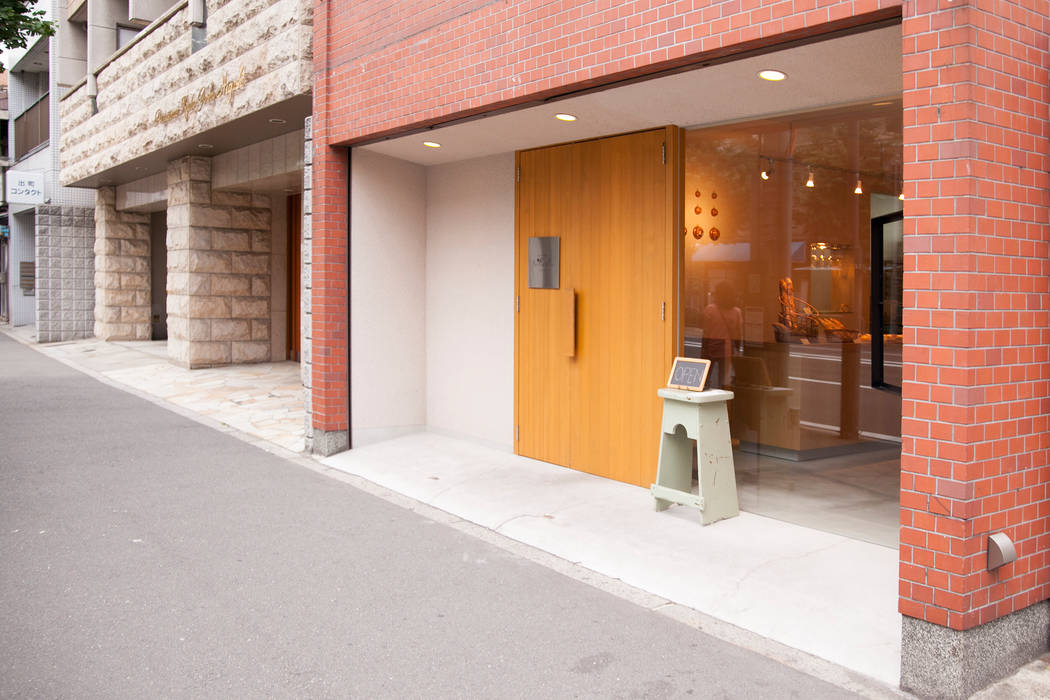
[4,0,96,341]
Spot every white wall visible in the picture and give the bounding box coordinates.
[424,153,515,449]
[350,149,426,446]
[9,212,36,326]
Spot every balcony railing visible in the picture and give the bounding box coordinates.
[14,93,49,160]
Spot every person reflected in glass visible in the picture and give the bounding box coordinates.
[701,281,742,389]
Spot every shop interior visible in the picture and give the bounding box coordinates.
[682,104,903,546]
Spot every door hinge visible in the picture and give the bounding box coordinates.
[516,165,520,182]
[661,142,666,164]
[516,295,520,312]
[515,425,519,441]
[661,301,666,321]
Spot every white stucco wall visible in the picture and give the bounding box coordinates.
[8,212,36,326]
[350,149,426,446]
[424,154,515,450]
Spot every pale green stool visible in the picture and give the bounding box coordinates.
[650,388,739,525]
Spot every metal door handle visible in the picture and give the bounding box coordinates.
[564,287,576,357]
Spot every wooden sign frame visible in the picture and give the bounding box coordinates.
[666,357,712,391]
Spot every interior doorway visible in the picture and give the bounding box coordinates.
[286,193,301,361]
[150,212,167,341]
[514,127,678,487]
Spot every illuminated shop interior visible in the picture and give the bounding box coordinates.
[682,102,903,546]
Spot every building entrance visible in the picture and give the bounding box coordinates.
[515,127,677,487]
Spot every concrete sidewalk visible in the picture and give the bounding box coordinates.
[5,325,1048,698]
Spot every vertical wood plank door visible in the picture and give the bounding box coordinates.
[515,127,677,487]
[287,193,302,361]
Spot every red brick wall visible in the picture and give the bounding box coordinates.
[312,0,1050,632]
[899,0,1050,630]
[312,0,905,435]
[312,1,350,434]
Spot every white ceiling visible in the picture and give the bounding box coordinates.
[361,25,902,166]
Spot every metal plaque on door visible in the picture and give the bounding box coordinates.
[528,236,560,289]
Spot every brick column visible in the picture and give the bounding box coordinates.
[94,187,151,341]
[309,2,350,455]
[166,156,273,368]
[899,1,1050,696]
[301,116,315,446]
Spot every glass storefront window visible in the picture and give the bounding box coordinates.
[682,102,903,545]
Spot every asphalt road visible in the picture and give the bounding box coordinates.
[0,333,858,699]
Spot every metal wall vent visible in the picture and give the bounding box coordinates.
[19,261,34,295]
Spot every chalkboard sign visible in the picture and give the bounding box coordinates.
[667,357,711,391]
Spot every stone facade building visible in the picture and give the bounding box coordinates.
[310,1,1050,697]
[59,0,312,368]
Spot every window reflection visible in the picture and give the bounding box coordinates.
[683,103,903,545]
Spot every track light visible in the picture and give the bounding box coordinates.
[806,170,815,188]
[760,157,773,181]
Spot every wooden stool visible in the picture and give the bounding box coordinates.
[651,388,739,525]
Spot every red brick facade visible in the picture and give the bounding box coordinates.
[899,0,1050,630]
[312,0,1049,637]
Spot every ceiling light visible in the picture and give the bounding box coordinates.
[758,69,787,82]
[555,113,577,121]
[423,141,441,148]
[899,192,905,201]
[760,157,773,181]
[268,118,287,125]
[197,143,214,150]
[806,170,815,188]
[854,177,863,195]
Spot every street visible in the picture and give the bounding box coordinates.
[0,333,858,699]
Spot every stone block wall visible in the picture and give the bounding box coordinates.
[166,156,272,368]
[94,188,151,341]
[59,0,313,187]
[35,205,95,343]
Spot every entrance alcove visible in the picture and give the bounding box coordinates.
[348,25,904,548]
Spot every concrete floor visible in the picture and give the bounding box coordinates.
[322,432,902,686]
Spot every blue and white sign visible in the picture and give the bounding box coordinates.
[6,170,46,204]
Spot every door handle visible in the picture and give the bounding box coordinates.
[564,287,576,357]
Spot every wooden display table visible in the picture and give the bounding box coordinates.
[650,388,739,525]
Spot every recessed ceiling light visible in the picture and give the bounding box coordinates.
[555,113,577,122]
[197,143,214,149]
[268,118,287,125]
[758,69,787,82]
[423,141,441,148]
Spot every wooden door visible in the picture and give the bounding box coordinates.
[287,193,302,361]
[515,127,678,487]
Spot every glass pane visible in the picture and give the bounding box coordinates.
[682,103,903,546]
